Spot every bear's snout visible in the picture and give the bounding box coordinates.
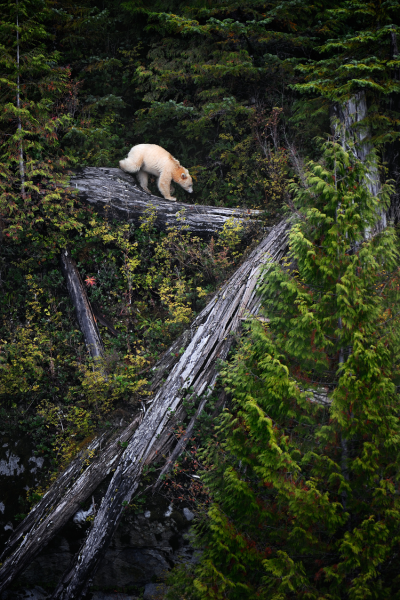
[187,186,193,193]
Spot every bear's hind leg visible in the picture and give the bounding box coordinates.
[119,146,144,174]
[137,170,151,194]
[158,172,176,201]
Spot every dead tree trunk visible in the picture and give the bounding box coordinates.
[51,219,290,600]
[71,167,261,238]
[331,91,387,232]
[60,248,104,359]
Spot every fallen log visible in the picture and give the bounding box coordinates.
[0,415,142,593]
[71,167,261,238]
[51,219,291,600]
[60,248,104,359]
[0,220,289,596]
[0,431,109,564]
[0,328,194,591]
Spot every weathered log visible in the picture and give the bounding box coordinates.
[0,431,109,564]
[0,329,194,591]
[71,167,261,238]
[0,221,289,596]
[0,415,142,593]
[60,248,104,359]
[51,219,291,600]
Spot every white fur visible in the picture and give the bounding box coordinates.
[119,143,193,201]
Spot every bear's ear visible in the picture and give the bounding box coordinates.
[181,173,187,179]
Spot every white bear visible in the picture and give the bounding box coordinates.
[119,144,193,201]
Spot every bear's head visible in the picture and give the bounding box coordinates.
[174,167,193,193]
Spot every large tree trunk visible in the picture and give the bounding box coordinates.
[71,167,261,238]
[51,219,290,600]
[331,91,387,232]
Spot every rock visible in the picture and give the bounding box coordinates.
[28,457,44,474]
[17,497,194,591]
[73,496,96,527]
[0,586,48,599]
[0,451,25,477]
[163,504,173,518]
[143,583,167,599]
[183,508,194,522]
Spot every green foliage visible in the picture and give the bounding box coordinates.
[294,2,400,145]
[170,143,400,599]
[0,0,82,243]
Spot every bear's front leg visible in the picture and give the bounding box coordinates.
[155,176,173,196]
[158,172,176,201]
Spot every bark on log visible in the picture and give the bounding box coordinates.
[51,219,291,600]
[71,167,261,238]
[60,248,104,359]
[0,416,142,593]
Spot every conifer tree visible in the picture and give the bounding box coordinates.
[0,0,80,243]
[170,141,400,599]
[294,1,400,145]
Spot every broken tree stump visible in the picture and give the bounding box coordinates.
[60,248,104,359]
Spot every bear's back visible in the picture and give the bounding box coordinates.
[133,144,179,165]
